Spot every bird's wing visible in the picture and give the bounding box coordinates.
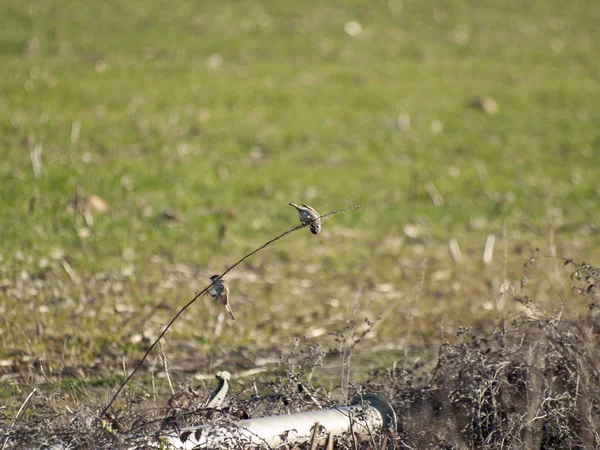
[301,204,319,217]
[217,283,229,305]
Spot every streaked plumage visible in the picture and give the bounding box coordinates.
[206,275,236,320]
[289,203,321,235]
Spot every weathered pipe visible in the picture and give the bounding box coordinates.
[164,393,396,449]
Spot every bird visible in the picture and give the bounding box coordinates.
[206,275,236,320]
[289,203,321,235]
[205,371,231,408]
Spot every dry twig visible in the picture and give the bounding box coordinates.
[100,205,361,417]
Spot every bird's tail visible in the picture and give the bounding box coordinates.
[226,305,236,321]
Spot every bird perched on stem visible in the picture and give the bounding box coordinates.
[206,275,235,320]
[289,203,321,235]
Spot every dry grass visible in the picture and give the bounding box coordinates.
[2,258,599,449]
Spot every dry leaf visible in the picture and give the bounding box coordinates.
[469,96,498,114]
[87,195,109,212]
[158,208,185,223]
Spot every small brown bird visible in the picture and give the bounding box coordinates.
[289,203,321,235]
[206,275,236,320]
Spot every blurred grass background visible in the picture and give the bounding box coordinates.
[1,0,599,404]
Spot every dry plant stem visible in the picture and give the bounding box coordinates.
[310,422,320,450]
[350,415,359,450]
[340,291,382,402]
[100,205,361,417]
[122,356,127,381]
[498,222,508,333]
[404,259,426,373]
[61,258,80,284]
[160,342,175,395]
[427,340,446,387]
[546,202,565,287]
[326,432,335,450]
[448,238,463,263]
[293,375,322,409]
[30,143,42,179]
[1,388,37,450]
[150,357,157,405]
[341,292,360,402]
[58,335,69,393]
[380,435,388,450]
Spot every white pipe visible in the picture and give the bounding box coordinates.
[163,393,396,449]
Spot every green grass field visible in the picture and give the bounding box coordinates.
[1,0,599,419]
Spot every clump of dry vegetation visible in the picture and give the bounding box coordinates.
[384,316,600,449]
[375,258,600,449]
[1,258,599,449]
